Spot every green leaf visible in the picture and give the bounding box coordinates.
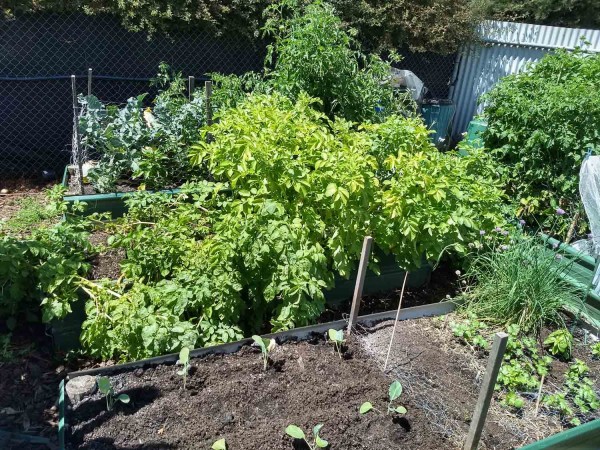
[212,438,227,450]
[285,425,305,440]
[389,381,402,401]
[179,347,190,364]
[117,394,130,404]
[252,335,267,352]
[325,183,337,197]
[393,405,407,414]
[97,376,111,395]
[315,434,329,448]
[359,401,373,414]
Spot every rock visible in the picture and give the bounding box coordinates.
[0,189,9,195]
[66,375,97,403]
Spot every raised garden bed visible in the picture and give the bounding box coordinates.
[61,166,181,218]
[59,304,600,450]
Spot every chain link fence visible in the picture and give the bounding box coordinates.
[0,12,457,180]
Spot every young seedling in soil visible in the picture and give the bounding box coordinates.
[97,376,130,411]
[327,329,345,358]
[285,424,328,449]
[212,438,227,449]
[176,347,190,389]
[360,380,407,416]
[252,335,276,371]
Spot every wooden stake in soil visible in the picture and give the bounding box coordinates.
[534,374,545,416]
[205,80,213,126]
[347,236,373,335]
[87,68,92,97]
[383,271,409,371]
[188,76,195,101]
[71,75,85,195]
[463,332,508,450]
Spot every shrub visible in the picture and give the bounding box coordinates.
[461,233,583,333]
[482,49,600,236]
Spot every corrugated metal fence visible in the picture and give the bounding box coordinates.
[450,20,600,140]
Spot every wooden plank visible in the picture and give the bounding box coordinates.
[464,332,508,450]
[347,236,373,334]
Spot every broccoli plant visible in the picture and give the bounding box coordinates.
[360,380,407,416]
[544,329,573,359]
[327,329,345,359]
[176,347,191,389]
[285,424,328,449]
[252,335,276,371]
[97,376,130,411]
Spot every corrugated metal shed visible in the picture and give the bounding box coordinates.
[450,20,600,140]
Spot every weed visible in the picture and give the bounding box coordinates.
[285,424,328,449]
[451,315,489,349]
[544,329,573,359]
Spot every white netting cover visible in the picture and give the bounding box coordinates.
[579,155,600,293]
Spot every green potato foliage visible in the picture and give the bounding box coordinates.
[544,329,573,360]
[482,48,600,236]
[81,92,503,361]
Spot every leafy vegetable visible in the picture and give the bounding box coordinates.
[327,329,345,359]
[544,329,573,359]
[252,335,276,371]
[285,424,328,449]
[176,347,191,389]
[97,376,130,411]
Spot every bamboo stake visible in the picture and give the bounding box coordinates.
[383,271,409,371]
[347,236,373,335]
[534,374,545,416]
[71,75,84,195]
[464,332,509,450]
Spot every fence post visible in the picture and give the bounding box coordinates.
[87,68,92,97]
[347,236,373,335]
[205,80,213,126]
[463,332,508,450]
[188,76,195,101]
[71,75,85,195]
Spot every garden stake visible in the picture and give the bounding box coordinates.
[205,80,213,125]
[188,76,195,101]
[87,68,92,96]
[71,75,85,194]
[464,332,508,450]
[383,271,409,371]
[347,236,373,335]
[534,374,545,416]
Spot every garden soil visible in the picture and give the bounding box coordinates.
[360,315,600,449]
[68,337,453,450]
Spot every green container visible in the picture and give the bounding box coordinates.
[464,119,487,151]
[421,101,455,147]
[61,166,181,218]
[49,289,88,353]
[325,252,431,306]
[519,419,600,449]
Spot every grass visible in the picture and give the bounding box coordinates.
[0,196,59,234]
[461,235,584,334]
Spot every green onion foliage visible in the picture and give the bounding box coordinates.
[462,234,583,333]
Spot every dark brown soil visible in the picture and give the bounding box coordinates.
[88,231,124,280]
[320,265,458,322]
[67,337,452,450]
[361,315,600,449]
[0,323,64,449]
